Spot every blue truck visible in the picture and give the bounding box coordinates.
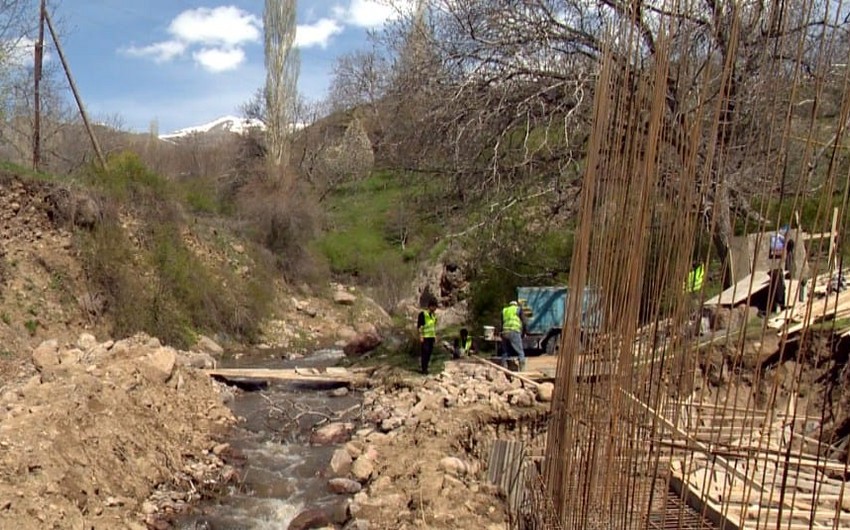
[516,286,603,354]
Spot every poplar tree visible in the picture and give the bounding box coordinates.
[263,0,299,182]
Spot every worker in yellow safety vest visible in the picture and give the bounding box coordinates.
[500,301,526,371]
[685,262,705,293]
[453,328,474,359]
[417,299,438,374]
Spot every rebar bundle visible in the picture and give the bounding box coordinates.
[538,0,850,528]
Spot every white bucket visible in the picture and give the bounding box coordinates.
[483,326,495,340]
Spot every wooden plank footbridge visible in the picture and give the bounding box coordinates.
[205,366,369,386]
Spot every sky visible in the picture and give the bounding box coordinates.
[27,0,407,134]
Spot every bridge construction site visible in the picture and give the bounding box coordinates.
[502,2,850,528]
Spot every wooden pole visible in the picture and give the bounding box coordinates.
[43,8,107,169]
[32,0,45,172]
[472,355,541,388]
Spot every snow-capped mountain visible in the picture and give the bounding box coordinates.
[159,115,265,141]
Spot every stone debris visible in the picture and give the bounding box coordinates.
[324,361,548,529]
[0,332,237,530]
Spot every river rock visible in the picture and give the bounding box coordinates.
[536,382,554,402]
[333,291,357,305]
[329,448,352,476]
[345,441,364,459]
[288,508,330,530]
[311,422,354,445]
[343,332,382,357]
[379,416,403,433]
[351,456,374,482]
[328,478,362,494]
[330,387,349,397]
[343,520,370,530]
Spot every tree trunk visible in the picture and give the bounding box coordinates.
[712,179,735,289]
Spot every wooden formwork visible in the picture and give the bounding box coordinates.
[662,397,850,530]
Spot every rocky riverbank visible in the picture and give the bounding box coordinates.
[311,360,552,530]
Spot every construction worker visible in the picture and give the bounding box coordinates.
[685,261,705,293]
[500,301,526,371]
[685,261,709,335]
[453,328,474,359]
[417,299,438,374]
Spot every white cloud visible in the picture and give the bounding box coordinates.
[296,18,344,49]
[5,36,50,67]
[337,0,413,28]
[123,5,259,73]
[169,6,260,47]
[192,47,246,73]
[124,40,186,63]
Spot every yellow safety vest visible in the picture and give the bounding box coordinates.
[686,264,705,293]
[421,311,437,338]
[461,338,473,354]
[502,305,522,333]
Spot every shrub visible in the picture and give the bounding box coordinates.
[84,151,171,203]
[236,180,326,283]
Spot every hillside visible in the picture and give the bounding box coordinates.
[0,161,407,527]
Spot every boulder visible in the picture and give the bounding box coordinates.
[354,322,378,336]
[196,335,224,356]
[328,478,362,494]
[32,340,60,372]
[333,291,357,306]
[59,348,82,367]
[76,333,98,352]
[136,347,177,384]
[182,352,216,369]
[337,326,358,342]
[343,333,382,357]
[329,448,353,477]
[310,422,354,445]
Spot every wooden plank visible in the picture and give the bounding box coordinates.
[205,367,362,384]
[802,231,837,241]
[705,272,771,306]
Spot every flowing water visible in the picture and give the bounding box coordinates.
[172,349,361,530]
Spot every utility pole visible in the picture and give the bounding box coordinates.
[32,0,45,171]
[43,6,107,169]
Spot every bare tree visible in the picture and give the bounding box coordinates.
[263,0,299,182]
[373,0,845,283]
[329,49,390,114]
